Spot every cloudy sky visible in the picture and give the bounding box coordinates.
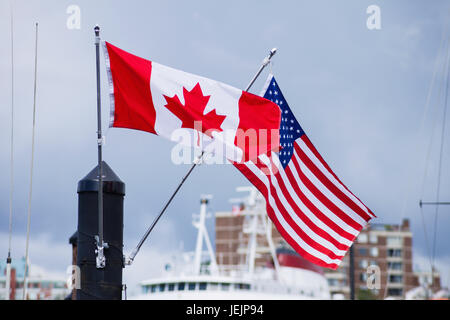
[0,0,449,295]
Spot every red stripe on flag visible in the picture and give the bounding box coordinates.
[234,163,340,269]
[283,165,356,242]
[290,154,365,231]
[271,168,351,250]
[301,135,375,218]
[252,160,345,261]
[294,142,372,222]
[105,42,157,134]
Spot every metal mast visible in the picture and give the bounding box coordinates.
[6,0,15,301]
[94,25,107,269]
[193,196,218,275]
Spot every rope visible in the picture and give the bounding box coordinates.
[23,23,38,300]
[418,34,450,278]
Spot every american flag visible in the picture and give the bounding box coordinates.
[234,75,376,269]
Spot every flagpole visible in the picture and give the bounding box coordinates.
[94,25,106,269]
[125,48,278,265]
[246,48,277,91]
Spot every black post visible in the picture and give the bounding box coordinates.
[76,161,125,300]
[349,245,355,300]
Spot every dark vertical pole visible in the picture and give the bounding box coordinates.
[349,245,355,300]
[94,25,105,269]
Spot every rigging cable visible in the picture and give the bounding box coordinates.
[383,19,449,299]
[23,23,39,300]
[431,34,450,272]
[419,35,450,276]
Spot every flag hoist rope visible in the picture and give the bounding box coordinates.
[23,23,39,300]
[124,48,277,266]
[6,0,15,301]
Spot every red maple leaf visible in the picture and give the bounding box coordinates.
[163,83,226,138]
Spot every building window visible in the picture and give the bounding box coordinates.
[359,273,368,282]
[388,262,402,270]
[188,282,196,291]
[358,259,369,268]
[369,234,378,244]
[54,282,64,289]
[370,247,379,257]
[387,288,403,296]
[358,234,368,243]
[388,249,402,257]
[328,279,339,287]
[221,283,230,291]
[239,283,250,290]
[389,275,403,284]
[177,282,185,291]
[358,247,368,256]
[41,282,51,289]
[168,283,175,291]
[209,282,219,291]
[387,237,402,246]
[158,284,165,292]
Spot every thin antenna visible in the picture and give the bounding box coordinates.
[6,0,15,301]
[23,22,39,300]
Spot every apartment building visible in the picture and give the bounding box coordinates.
[326,219,417,299]
[215,210,442,299]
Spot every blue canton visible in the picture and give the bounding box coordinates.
[262,76,304,168]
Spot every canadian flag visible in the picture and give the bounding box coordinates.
[103,42,281,163]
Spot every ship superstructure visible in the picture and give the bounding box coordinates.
[132,187,330,300]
